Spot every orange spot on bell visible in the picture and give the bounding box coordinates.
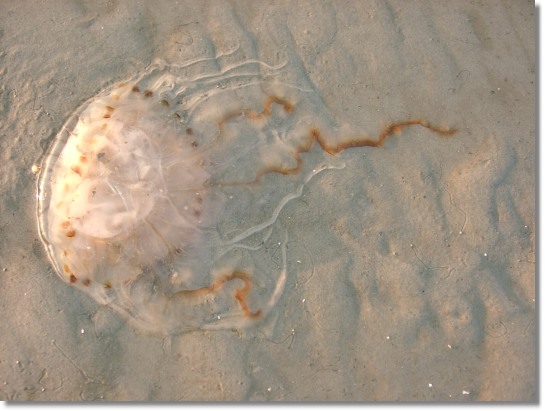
[70,165,82,176]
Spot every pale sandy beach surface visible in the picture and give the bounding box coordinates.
[0,0,535,401]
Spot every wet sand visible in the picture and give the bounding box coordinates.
[0,0,535,401]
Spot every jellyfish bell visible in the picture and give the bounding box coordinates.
[36,55,329,335]
[37,52,456,335]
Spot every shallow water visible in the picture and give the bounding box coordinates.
[0,0,535,401]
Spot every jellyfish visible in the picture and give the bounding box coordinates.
[36,47,455,335]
